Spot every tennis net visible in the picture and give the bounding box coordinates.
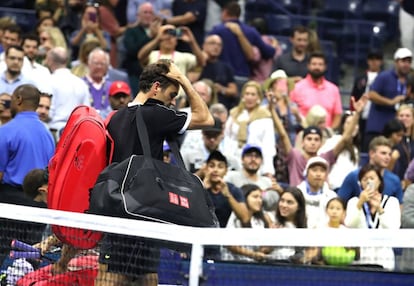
[1,203,414,285]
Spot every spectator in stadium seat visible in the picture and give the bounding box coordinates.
[71,38,102,77]
[38,26,68,63]
[224,80,276,176]
[45,47,91,140]
[98,0,129,67]
[296,156,337,229]
[108,80,132,110]
[338,136,404,206]
[0,17,16,54]
[263,69,300,184]
[36,92,52,124]
[400,182,414,272]
[290,52,343,129]
[294,105,334,149]
[123,2,160,95]
[225,144,283,211]
[180,102,228,156]
[268,92,366,186]
[267,187,308,262]
[168,0,207,50]
[35,16,55,36]
[350,50,383,151]
[395,104,414,185]
[209,1,275,88]
[20,34,53,94]
[196,34,238,111]
[70,3,110,59]
[221,184,272,262]
[0,24,21,66]
[83,48,113,118]
[126,0,172,25]
[273,25,310,83]
[0,46,36,95]
[317,111,360,191]
[364,48,412,151]
[344,164,401,270]
[203,150,248,228]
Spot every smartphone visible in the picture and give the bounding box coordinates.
[88,12,97,23]
[367,180,375,190]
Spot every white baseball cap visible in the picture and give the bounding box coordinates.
[303,156,329,176]
[394,48,413,60]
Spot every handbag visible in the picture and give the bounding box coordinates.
[89,105,219,228]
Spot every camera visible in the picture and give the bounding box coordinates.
[2,100,11,109]
[165,28,182,38]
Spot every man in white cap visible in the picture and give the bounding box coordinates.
[364,47,412,150]
[296,156,336,228]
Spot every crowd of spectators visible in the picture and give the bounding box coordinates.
[1,0,414,274]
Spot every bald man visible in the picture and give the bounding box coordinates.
[44,47,90,141]
[199,34,238,110]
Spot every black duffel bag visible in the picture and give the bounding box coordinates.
[89,105,219,228]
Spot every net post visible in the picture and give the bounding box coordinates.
[189,243,204,286]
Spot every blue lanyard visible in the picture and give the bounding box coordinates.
[397,80,407,96]
[362,202,379,229]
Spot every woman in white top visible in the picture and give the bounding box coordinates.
[268,187,308,262]
[345,164,401,270]
[222,184,272,262]
[224,81,276,175]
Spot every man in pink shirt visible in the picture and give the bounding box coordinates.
[290,52,343,129]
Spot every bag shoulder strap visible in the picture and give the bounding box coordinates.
[135,105,186,169]
[135,105,153,158]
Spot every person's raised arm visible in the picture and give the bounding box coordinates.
[332,96,367,157]
[138,25,174,66]
[179,26,206,67]
[225,22,255,61]
[167,63,214,128]
[266,91,292,154]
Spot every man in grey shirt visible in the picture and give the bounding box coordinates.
[225,144,283,211]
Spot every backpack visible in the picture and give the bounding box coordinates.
[47,105,114,249]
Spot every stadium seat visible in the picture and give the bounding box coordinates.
[0,0,26,9]
[265,14,302,36]
[361,0,400,39]
[318,0,363,19]
[0,8,37,33]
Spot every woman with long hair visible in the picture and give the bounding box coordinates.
[345,164,401,270]
[222,184,272,262]
[268,187,308,262]
[224,80,276,176]
[395,104,414,183]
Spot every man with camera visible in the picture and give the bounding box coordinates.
[138,24,205,75]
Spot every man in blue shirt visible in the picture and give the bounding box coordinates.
[0,84,55,204]
[0,84,55,266]
[364,48,412,150]
[338,136,403,205]
[209,1,275,81]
